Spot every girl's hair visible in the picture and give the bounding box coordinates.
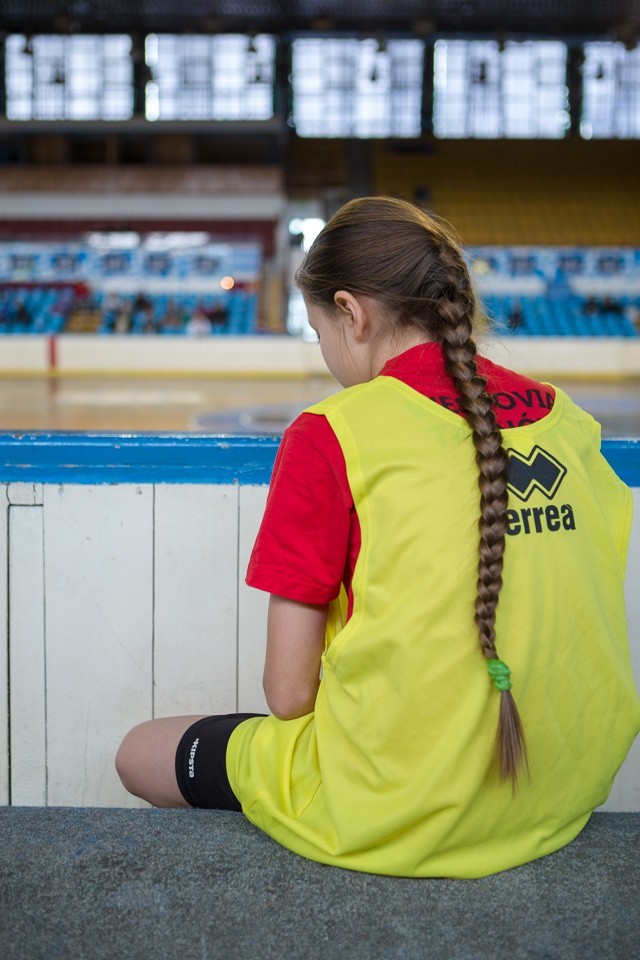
[296,196,528,788]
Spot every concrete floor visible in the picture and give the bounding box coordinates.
[1,808,639,960]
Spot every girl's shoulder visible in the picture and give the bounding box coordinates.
[476,355,556,428]
[281,410,348,486]
[285,408,339,453]
[477,355,555,398]
[304,380,379,418]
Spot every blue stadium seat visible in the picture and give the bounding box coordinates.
[479,292,639,338]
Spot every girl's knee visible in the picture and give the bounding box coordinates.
[115,722,150,795]
[115,716,196,806]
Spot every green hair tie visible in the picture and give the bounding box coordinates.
[486,658,512,692]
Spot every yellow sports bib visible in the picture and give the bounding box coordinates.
[227,377,640,877]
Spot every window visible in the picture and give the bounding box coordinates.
[144,34,275,121]
[291,38,424,138]
[6,34,133,120]
[582,42,640,138]
[433,39,569,138]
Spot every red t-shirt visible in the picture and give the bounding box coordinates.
[246,343,555,616]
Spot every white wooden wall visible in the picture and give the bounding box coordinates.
[1,481,639,810]
[0,480,269,809]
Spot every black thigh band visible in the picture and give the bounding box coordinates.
[175,713,266,810]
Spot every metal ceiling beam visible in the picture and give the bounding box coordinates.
[0,1,637,39]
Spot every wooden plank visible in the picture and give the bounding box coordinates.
[9,506,46,805]
[601,487,640,812]
[7,483,43,506]
[237,485,269,713]
[0,490,9,803]
[43,484,153,807]
[153,485,238,717]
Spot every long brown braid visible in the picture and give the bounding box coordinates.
[296,196,528,787]
[432,244,528,788]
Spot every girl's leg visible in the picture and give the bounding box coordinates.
[116,715,208,807]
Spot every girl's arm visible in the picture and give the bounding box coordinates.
[263,594,329,720]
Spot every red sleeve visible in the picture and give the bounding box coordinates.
[245,412,352,604]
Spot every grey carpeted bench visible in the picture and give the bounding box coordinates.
[1,808,638,960]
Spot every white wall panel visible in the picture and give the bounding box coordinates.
[43,484,153,807]
[0,335,49,374]
[3,334,640,378]
[0,491,9,803]
[7,483,43,506]
[485,336,640,377]
[154,485,238,717]
[56,334,310,375]
[601,487,640,811]
[9,506,46,805]
[237,485,269,713]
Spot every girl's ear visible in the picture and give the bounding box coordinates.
[334,290,369,341]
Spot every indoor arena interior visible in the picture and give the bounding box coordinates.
[1,3,639,960]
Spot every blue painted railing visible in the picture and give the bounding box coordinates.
[0,433,280,484]
[1,433,640,487]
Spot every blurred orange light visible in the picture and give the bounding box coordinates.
[220,276,235,290]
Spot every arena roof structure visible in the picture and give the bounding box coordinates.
[1,0,638,40]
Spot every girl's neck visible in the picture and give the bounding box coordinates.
[370,331,434,379]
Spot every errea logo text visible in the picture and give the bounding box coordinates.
[506,503,575,536]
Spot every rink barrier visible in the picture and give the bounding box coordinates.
[0,433,280,484]
[3,333,640,378]
[1,433,639,486]
[0,434,639,811]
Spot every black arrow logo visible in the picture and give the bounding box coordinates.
[506,446,567,502]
